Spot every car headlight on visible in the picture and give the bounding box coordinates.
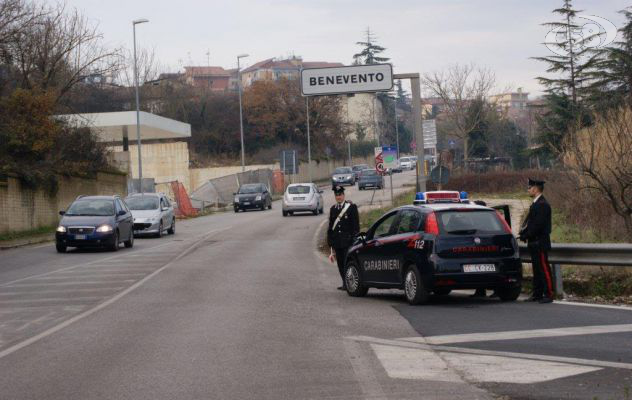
[56,226,66,233]
[96,224,113,233]
[256,195,262,201]
[234,196,239,203]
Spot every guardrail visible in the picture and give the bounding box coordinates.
[519,243,632,295]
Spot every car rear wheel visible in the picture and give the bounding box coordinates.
[268,201,272,210]
[496,285,522,302]
[234,208,239,213]
[312,208,318,215]
[110,231,119,252]
[282,210,288,217]
[124,231,134,248]
[404,265,428,305]
[56,243,66,253]
[167,219,175,234]
[345,262,368,297]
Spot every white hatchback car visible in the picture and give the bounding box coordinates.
[282,183,324,216]
[399,157,413,170]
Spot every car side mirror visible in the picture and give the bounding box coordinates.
[59,210,65,216]
[318,190,323,194]
[162,207,169,211]
[357,232,367,244]
[233,192,237,196]
[117,210,126,216]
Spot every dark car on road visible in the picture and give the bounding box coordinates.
[343,196,521,305]
[351,164,369,180]
[234,183,272,212]
[55,195,134,253]
[331,166,355,186]
[357,169,384,190]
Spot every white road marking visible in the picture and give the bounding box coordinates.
[400,324,632,345]
[343,339,387,400]
[371,343,461,382]
[0,226,230,360]
[23,273,146,280]
[7,280,137,287]
[0,297,105,304]
[0,239,178,287]
[349,335,632,373]
[554,300,632,312]
[0,287,124,295]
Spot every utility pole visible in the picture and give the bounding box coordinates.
[305,97,312,183]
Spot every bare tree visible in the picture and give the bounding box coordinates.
[563,107,632,237]
[422,63,495,167]
[115,46,161,87]
[6,3,120,102]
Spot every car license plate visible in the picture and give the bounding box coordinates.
[74,234,87,240]
[463,264,496,273]
[294,197,305,200]
[243,202,250,205]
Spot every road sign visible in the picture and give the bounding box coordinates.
[448,139,456,148]
[382,146,398,169]
[430,166,450,185]
[300,64,393,96]
[376,162,386,173]
[280,150,298,175]
[422,119,437,148]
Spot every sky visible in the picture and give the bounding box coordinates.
[50,0,630,98]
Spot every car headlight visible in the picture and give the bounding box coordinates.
[56,226,66,233]
[234,196,239,203]
[256,195,262,201]
[96,224,113,233]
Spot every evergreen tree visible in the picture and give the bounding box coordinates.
[532,0,595,158]
[353,28,390,65]
[586,7,632,110]
[395,80,408,107]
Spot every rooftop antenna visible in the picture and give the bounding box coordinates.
[206,49,210,66]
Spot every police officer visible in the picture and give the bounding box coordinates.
[327,185,360,290]
[519,178,554,304]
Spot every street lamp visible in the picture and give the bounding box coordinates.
[237,53,249,172]
[132,18,149,192]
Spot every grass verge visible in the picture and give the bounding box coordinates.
[0,226,56,242]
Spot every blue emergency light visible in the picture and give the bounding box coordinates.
[415,192,425,201]
[460,191,468,200]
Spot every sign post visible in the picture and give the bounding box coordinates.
[301,64,393,96]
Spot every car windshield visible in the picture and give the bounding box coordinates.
[352,165,368,171]
[125,196,159,210]
[400,157,410,162]
[239,184,263,194]
[437,211,505,234]
[334,167,352,174]
[288,185,311,194]
[66,199,115,216]
[362,169,377,176]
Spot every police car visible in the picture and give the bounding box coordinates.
[344,191,522,305]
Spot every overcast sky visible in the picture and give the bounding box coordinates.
[51,0,629,98]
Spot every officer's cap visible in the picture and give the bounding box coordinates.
[332,185,345,195]
[528,178,545,188]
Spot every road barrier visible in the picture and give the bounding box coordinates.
[519,243,632,295]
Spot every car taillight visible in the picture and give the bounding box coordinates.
[425,212,439,235]
[496,211,512,234]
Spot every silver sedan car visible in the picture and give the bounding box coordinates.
[125,193,175,237]
[282,183,324,216]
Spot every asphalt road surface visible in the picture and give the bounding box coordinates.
[1,170,631,400]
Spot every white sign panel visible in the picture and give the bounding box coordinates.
[422,119,437,148]
[301,64,393,96]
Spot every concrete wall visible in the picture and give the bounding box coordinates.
[189,164,277,193]
[111,141,190,191]
[0,172,127,234]
[342,93,387,142]
[289,156,375,184]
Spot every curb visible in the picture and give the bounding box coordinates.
[0,234,55,251]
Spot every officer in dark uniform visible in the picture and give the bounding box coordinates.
[327,185,360,290]
[519,178,554,303]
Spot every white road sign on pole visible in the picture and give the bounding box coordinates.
[301,64,393,96]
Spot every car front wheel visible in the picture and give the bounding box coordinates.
[345,261,368,297]
[110,231,119,252]
[167,219,175,235]
[404,265,428,305]
[56,243,66,253]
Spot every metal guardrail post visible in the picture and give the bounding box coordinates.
[553,263,564,296]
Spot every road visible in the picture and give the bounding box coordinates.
[1,169,631,400]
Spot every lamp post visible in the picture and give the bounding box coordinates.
[132,18,148,193]
[237,53,249,172]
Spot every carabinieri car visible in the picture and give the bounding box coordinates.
[344,191,522,305]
